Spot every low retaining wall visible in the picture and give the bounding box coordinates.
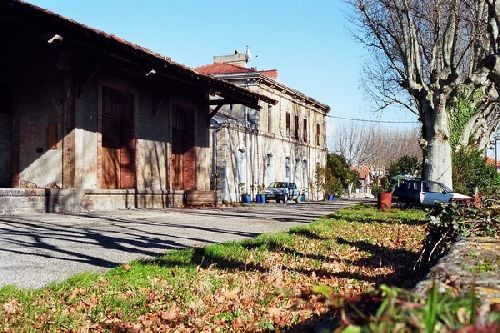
[414,237,500,304]
[0,188,215,213]
[81,189,185,211]
[0,188,46,214]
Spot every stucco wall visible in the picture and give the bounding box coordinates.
[214,81,327,202]
[6,68,214,211]
[16,80,63,188]
[75,79,99,190]
[135,89,169,191]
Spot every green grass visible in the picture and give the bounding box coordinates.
[469,259,496,273]
[329,284,500,332]
[1,204,428,332]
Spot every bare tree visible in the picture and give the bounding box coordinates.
[333,121,421,170]
[333,121,373,166]
[348,0,500,188]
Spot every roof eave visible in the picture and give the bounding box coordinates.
[2,0,273,110]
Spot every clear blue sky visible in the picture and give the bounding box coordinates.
[27,0,420,148]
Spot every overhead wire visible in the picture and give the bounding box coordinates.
[326,114,419,124]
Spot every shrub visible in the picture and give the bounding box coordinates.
[316,153,359,197]
[376,155,421,193]
[452,147,500,196]
[415,203,499,271]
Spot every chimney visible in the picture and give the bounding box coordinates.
[213,50,247,67]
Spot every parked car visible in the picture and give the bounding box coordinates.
[263,182,300,203]
[392,178,472,206]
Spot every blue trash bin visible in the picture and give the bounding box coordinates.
[241,194,251,203]
[255,194,265,203]
[328,194,335,201]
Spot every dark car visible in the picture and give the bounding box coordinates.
[263,182,300,203]
[392,178,472,206]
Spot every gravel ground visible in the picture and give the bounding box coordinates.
[0,199,361,289]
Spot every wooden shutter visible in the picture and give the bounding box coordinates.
[316,123,320,146]
[303,118,307,142]
[285,112,290,137]
[101,86,136,189]
[119,93,136,189]
[294,114,299,139]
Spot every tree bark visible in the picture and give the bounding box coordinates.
[422,99,453,188]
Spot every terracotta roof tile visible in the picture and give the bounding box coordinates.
[485,157,500,167]
[196,63,278,79]
[353,165,370,179]
[196,62,329,112]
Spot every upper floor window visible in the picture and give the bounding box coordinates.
[294,114,300,140]
[285,112,291,137]
[316,123,321,146]
[303,118,308,142]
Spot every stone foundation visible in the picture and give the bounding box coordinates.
[0,188,46,214]
[0,188,191,214]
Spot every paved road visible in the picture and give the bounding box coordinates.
[0,200,359,288]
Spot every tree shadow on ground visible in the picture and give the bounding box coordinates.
[145,245,386,284]
[335,237,426,288]
[325,214,427,226]
[144,232,427,332]
[288,227,326,240]
[146,232,425,287]
[282,238,429,332]
[0,213,260,278]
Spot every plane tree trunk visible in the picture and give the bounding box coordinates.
[422,98,453,186]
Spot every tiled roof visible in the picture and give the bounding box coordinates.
[2,0,276,107]
[352,165,370,179]
[196,63,278,79]
[485,157,500,167]
[196,62,329,112]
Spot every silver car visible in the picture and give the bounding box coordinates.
[263,182,300,203]
[392,178,472,206]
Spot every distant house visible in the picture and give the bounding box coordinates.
[485,157,500,173]
[196,51,330,202]
[0,1,273,213]
[350,165,378,198]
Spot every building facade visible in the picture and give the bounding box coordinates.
[0,1,271,213]
[197,52,330,202]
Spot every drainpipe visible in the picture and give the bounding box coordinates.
[211,123,222,194]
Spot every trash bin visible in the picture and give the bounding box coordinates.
[328,194,335,201]
[255,194,265,203]
[298,194,306,203]
[241,194,251,204]
[378,192,392,210]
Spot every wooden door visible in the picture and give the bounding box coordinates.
[171,106,196,190]
[0,85,12,187]
[182,108,196,190]
[119,93,136,189]
[101,87,136,189]
[102,115,120,188]
[171,129,184,190]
